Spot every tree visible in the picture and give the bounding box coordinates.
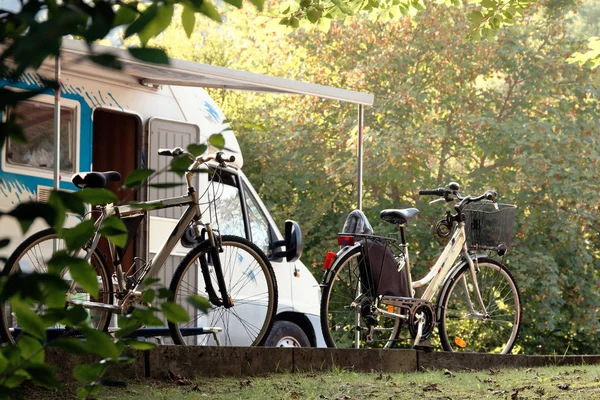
[153,0,600,354]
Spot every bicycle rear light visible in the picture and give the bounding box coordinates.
[337,235,355,246]
[454,337,467,348]
[323,252,337,270]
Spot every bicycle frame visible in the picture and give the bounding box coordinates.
[71,158,228,314]
[376,221,488,322]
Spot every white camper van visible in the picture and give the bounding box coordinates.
[0,39,351,347]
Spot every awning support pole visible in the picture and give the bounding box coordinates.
[357,104,364,211]
[53,55,61,191]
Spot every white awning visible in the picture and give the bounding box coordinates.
[58,39,374,106]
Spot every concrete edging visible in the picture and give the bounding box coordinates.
[46,347,600,381]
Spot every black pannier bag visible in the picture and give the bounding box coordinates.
[342,210,410,298]
[362,238,410,298]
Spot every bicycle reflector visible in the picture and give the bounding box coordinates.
[323,252,337,270]
[454,337,467,348]
[337,235,355,246]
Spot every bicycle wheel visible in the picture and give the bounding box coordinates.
[437,257,521,354]
[0,228,113,344]
[320,247,401,349]
[168,235,277,346]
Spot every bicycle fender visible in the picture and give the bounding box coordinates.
[434,255,493,321]
[321,243,363,286]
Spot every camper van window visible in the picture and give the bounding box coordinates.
[242,183,271,254]
[6,101,75,173]
[210,179,246,239]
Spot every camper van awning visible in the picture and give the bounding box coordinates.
[58,39,374,106]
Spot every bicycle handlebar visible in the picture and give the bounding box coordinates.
[419,184,498,211]
[157,147,235,165]
[419,188,447,196]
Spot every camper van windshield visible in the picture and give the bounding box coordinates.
[6,101,75,173]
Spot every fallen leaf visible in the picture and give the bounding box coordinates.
[511,390,519,400]
[558,383,570,390]
[444,368,455,377]
[423,383,440,392]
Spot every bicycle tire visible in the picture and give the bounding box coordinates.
[437,257,521,354]
[0,228,113,344]
[168,235,278,346]
[320,246,401,349]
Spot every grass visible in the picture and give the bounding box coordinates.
[17,363,600,399]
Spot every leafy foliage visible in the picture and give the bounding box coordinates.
[154,1,600,354]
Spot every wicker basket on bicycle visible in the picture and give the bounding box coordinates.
[462,202,517,255]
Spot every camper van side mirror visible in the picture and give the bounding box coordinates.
[271,220,303,263]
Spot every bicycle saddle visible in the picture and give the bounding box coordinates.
[71,171,122,189]
[380,208,420,225]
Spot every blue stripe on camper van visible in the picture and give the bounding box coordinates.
[0,74,97,199]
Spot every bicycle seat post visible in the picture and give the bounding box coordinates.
[396,222,415,297]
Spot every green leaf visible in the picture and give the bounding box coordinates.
[124,168,155,188]
[141,288,155,304]
[85,2,115,42]
[137,4,174,45]
[10,297,47,341]
[99,216,128,249]
[8,202,56,234]
[48,250,88,275]
[170,156,192,177]
[66,259,100,299]
[114,3,138,27]
[187,295,211,313]
[89,53,123,70]
[197,1,222,22]
[50,337,93,355]
[73,363,104,383]
[49,190,87,216]
[223,0,243,8]
[25,363,60,388]
[208,133,225,150]
[4,369,31,388]
[128,201,164,210]
[147,183,185,189]
[123,339,157,350]
[157,288,173,299]
[248,0,265,11]
[161,302,188,323]
[128,47,169,65]
[468,10,485,24]
[0,352,9,373]
[182,6,196,38]
[81,329,121,359]
[18,335,45,364]
[124,3,157,40]
[59,220,96,252]
[188,143,207,157]
[75,189,118,205]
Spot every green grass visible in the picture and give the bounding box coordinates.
[18,364,600,399]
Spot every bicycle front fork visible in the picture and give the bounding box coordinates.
[200,223,233,309]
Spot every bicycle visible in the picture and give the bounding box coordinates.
[320,182,521,354]
[0,148,278,347]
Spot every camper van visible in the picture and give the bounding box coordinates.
[0,39,329,347]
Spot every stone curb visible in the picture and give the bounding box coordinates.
[45,347,600,381]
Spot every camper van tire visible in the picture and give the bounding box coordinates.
[168,235,278,346]
[264,320,311,347]
[0,228,114,345]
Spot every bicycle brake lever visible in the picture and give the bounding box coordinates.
[429,198,446,206]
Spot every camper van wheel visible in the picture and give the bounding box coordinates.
[264,320,311,348]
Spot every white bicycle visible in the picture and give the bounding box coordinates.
[320,182,521,354]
